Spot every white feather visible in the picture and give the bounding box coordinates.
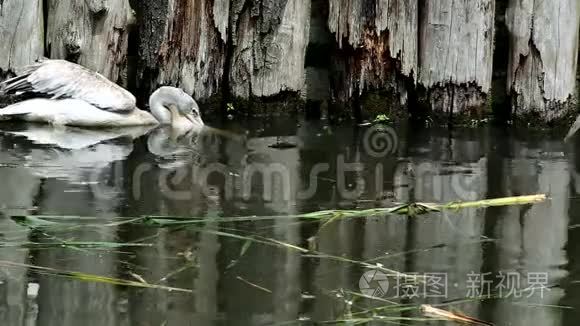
[21,60,136,112]
[0,99,158,127]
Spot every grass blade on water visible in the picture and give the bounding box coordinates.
[0,260,192,293]
[12,194,548,228]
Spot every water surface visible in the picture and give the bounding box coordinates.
[0,118,578,325]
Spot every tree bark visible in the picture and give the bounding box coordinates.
[136,0,227,100]
[137,0,310,100]
[0,0,44,76]
[46,0,134,84]
[506,0,580,121]
[419,0,496,116]
[326,0,418,104]
[228,0,310,98]
[1,0,579,122]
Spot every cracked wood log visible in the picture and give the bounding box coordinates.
[228,0,311,98]
[46,0,134,85]
[136,0,227,100]
[419,0,496,116]
[506,0,580,122]
[0,0,44,78]
[326,0,418,105]
[2,0,578,123]
[137,0,310,101]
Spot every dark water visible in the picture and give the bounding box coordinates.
[0,118,578,325]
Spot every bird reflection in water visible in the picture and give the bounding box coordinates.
[0,123,154,182]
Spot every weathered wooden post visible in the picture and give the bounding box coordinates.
[228,0,311,98]
[137,0,310,102]
[136,0,227,100]
[506,0,580,122]
[46,0,134,84]
[1,0,578,123]
[418,0,496,117]
[326,0,419,108]
[0,0,44,77]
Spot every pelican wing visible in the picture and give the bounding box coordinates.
[2,60,136,113]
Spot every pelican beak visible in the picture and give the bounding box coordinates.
[202,126,246,142]
[184,112,196,124]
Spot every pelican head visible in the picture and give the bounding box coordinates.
[149,86,204,130]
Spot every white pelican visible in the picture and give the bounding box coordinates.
[0,60,203,130]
